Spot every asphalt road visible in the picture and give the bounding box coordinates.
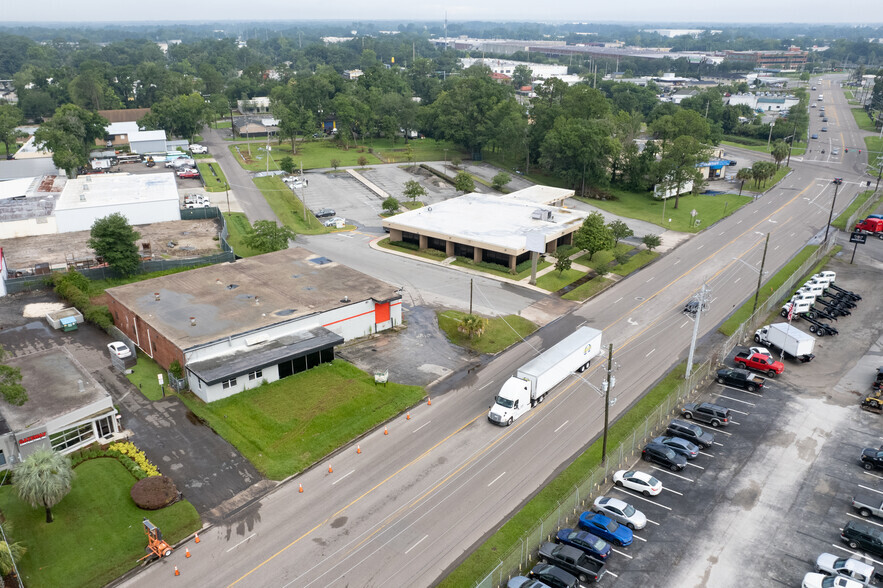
[118,74,881,588]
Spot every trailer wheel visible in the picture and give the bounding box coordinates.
[537,394,544,404]
[808,312,816,319]
[817,330,825,337]
[809,325,817,333]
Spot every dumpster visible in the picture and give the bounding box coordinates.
[60,316,79,332]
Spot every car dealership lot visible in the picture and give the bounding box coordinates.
[592,259,883,587]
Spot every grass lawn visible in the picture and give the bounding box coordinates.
[401,200,424,210]
[197,162,229,193]
[721,139,807,157]
[0,458,200,588]
[864,136,883,162]
[574,243,634,272]
[175,361,424,480]
[833,190,881,230]
[562,276,614,301]
[611,250,660,276]
[576,188,754,233]
[719,244,841,336]
[535,268,585,292]
[439,362,693,587]
[482,152,571,189]
[230,140,377,171]
[767,165,791,187]
[851,107,878,132]
[436,310,537,354]
[368,138,463,164]
[222,212,264,257]
[252,176,328,235]
[124,350,168,401]
[212,120,232,128]
[451,258,551,281]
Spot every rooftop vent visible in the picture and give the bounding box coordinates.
[309,256,332,266]
[340,295,350,303]
[531,208,553,221]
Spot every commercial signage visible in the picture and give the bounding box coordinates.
[850,232,867,244]
[18,432,47,446]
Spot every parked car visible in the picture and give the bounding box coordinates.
[323,216,345,228]
[841,520,883,557]
[177,169,200,179]
[642,441,687,471]
[107,342,132,359]
[681,402,731,427]
[189,144,208,154]
[812,133,819,139]
[652,435,699,459]
[860,447,883,471]
[667,419,715,448]
[507,577,550,588]
[577,513,633,547]
[555,529,611,561]
[536,542,606,583]
[528,563,579,588]
[613,469,662,496]
[184,200,210,209]
[815,552,876,585]
[802,572,862,588]
[592,496,647,530]
[832,148,840,155]
[715,367,765,392]
[314,208,336,218]
[822,127,828,132]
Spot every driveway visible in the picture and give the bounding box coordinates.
[0,290,269,522]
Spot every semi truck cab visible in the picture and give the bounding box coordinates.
[488,378,531,426]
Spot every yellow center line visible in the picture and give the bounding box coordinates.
[229,176,818,586]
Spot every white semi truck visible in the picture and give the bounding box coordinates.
[488,326,603,426]
[754,322,815,362]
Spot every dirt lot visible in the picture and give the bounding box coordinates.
[3,218,224,272]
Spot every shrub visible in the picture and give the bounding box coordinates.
[108,442,160,477]
[83,305,113,330]
[390,240,419,251]
[169,360,184,379]
[358,156,368,166]
[130,476,179,510]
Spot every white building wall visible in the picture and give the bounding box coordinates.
[55,199,180,233]
[0,215,58,239]
[130,139,167,154]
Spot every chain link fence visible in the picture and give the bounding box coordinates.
[475,238,836,588]
[845,188,883,234]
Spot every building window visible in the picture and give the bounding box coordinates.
[0,450,5,466]
[50,422,94,452]
[222,378,237,389]
[248,370,262,380]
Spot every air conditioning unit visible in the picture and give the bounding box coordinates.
[531,209,553,221]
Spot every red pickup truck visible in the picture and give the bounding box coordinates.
[734,352,785,377]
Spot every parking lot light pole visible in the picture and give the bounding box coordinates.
[685,284,708,379]
[824,181,840,242]
[602,343,613,462]
[752,233,770,313]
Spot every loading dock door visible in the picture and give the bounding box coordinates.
[375,302,390,324]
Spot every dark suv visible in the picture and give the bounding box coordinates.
[841,520,883,557]
[666,419,715,448]
[528,563,579,588]
[861,447,883,471]
[642,442,687,471]
[681,402,731,427]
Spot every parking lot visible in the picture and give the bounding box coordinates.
[554,257,883,587]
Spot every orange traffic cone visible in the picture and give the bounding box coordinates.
[356,445,362,454]
[328,464,333,473]
[406,412,411,420]
[185,548,191,558]
[298,483,304,493]
[427,397,432,406]
[384,426,388,435]
[194,533,200,544]
[174,566,180,576]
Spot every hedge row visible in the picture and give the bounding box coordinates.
[52,271,114,331]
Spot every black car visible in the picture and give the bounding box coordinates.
[684,298,708,315]
[833,178,843,185]
[667,419,715,449]
[716,367,764,392]
[537,542,605,583]
[681,402,731,427]
[314,208,336,218]
[529,563,579,588]
[842,521,883,557]
[861,447,883,471]
[642,442,687,471]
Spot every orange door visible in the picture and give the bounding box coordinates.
[375,302,390,324]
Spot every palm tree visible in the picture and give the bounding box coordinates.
[457,314,486,339]
[0,523,26,587]
[14,449,74,523]
[736,167,753,196]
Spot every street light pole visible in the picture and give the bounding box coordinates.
[685,284,708,379]
[602,343,613,463]
[752,233,770,313]
[767,121,774,152]
[824,181,840,242]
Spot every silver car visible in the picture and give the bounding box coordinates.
[592,496,647,530]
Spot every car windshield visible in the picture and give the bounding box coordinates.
[590,536,607,551]
[494,396,514,409]
[821,578,837,588]
[622,504,636,517]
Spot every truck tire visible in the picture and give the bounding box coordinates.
[754,334,762,343]
[780,309,788,317]
[767,370,777,378]
[860,508,872,517]
[538,394,544,404]
[808,311,816,319]
[817,330,826,337]
[507,417,513,426]
[809,325,817,334]
[579,574,588,583]
[747,384,757,392]
[683,411,693,420]
[849,540,860,549]
[643,453,652,462]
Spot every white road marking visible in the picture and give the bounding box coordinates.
[726,408,749,416]
[614,297,623,303]
[404,534,428,554]
[686,462,705,470]
[713,442,725,447]
[719,231,726,236]
[650,466,694,483]
[692,422,732,435]
[226,533,257,552]
[611,549,633,559]
[698,451,715,458]
[663,487,684,496]
[774,245,780,250]
[413,421,432,433]
[734,277,741,284]
[715,383,763,397]
[478,381,493,391]
[674,259,681,265]
[736,220,743,225]
[646,276,654,283]
[633,535,647,542]
[716,394,755,406]
[487,472,506,487]
[554,420,570,433]
[859,484,883,496]
[646,519,661,526]
[332,470,355,485]
[611,489,672,511]
[680,321,689,328]
[831,544,883,567]
[697,245,704,250]
[646,349,655,358]
[607,571,620,578]
[729,420,741,425]
[577,320,587,328]
[863,471,883,481]
[847,513,883,528]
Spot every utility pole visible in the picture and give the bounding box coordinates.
[685,284,708,379]
[469,279,473,315]
[752,233,770,313]
[602,343,613,462]
[824,181,840,242]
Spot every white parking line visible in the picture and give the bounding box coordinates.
[716,383,763,397]
[715,395,755,406]
[487,472,506,487]
[729,420,741,425]
[650,466,694,483]
[699,451,715,458]
[606,571,620,578]
[859,484,883,496]
[611,489,672,511]
[646,519,660,526]
[726,408,750,416]
[686,462,705,470]
[831,544,883,567]
[554,420,569,433]
[863,471,883,481]
[847,513,883,528]
[413,421,431,433]
[633,535,647,542]
[404,534,428,554]
[713,442,725,447]
[611,548,632,559]
[692,422,732,435]
[662,487,684,496]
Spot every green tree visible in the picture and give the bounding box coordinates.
[454,171,476,194]
[736,167,753,196]
[0,523,26,583]
[403,179,427,202]
[15,449,74,523]
[330,159,340,170]
[88,213,141,277]
[382,196,400,214]
[0,345,27,406]
[491,172,511,191]
[553,250,572,276]
[242,220,296,253]
[0,104,24,157]
[608,219,634,245]
[457,314,485,339]
[34,104,108,177]
[512,64,533,88]
[657,135,709,209]
[279,156,296,174]
[642,233,662,252]
[770,139,789,169]
[139,93,207,142]
[573,212,615,261]
[539,116,618,192]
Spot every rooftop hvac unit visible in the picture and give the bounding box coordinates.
[531,208,553,221]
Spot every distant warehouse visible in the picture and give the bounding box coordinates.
[382,186,587,273]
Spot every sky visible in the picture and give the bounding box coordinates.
[2,0,882,24]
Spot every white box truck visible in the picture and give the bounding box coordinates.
[754,323,815,363]
[488,327,603,426]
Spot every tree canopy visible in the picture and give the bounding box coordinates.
[242,220,296,253]
[88,213,142,276]
[15,449,74,523]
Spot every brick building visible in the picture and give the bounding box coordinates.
[724,47,808,69]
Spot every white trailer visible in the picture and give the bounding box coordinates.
[754,323,815,362]
[488,326,603,426]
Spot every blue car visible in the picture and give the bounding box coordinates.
[555,528,611,560]
[811,133,818,139]
[577,512,633,547]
